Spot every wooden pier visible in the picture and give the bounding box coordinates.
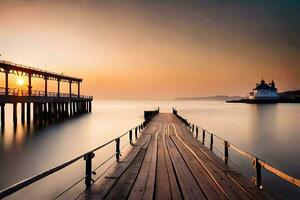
[0,60,93,128]
[1,110,298,199]
[78,113,281,200]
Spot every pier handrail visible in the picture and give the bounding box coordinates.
[0,116,155,198]
[173,109,300,188]
[0,88,93,99]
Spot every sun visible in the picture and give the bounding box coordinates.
[17,78,25,87]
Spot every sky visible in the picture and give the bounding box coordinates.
[0,0,299,99]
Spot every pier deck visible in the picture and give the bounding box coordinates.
[79,113,279,200]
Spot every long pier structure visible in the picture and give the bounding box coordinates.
[0,60,93,128]
[0,109,299,199]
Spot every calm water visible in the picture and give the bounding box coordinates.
[0,100,299,199]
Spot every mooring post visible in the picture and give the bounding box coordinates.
[84,152,94,188]
[13,103,17,126]
[254,158,262,188]
[210,134,213,151]
[202,130,205,145]
[196,127,198,138]
[129,130,133,144]
[135,127,138,139]
[115,138,120,160]
[224,141,229,163]
[21,103,25,124]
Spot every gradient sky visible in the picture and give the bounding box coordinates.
[0,0,299,99]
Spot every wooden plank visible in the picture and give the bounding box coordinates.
[175,123,233,172]
[228,172,283,200]
[128,134,158,200]
[77,135,151,200]
[172,123,251,200]
[173,116,282,200]
[166,132,206,200]
[163,124,183,200]
[104,140,149,200]
[154,132,173,199]
[171,135,227,200]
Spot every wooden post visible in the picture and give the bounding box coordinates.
[28,75,32,96]
[224,141,229,163]
[202,130,205,145]
[21,103,25,124]
[69,81,72,97]
[135,127,138,139]
[1,104,5,127]
[44,78,48,96]
[192,124,194,133]
[26,102,31,124]
[129,130,133,144]
[115,138,120,160]
[196,127,198,138]
[254,158,262,188]
[13,103,17,126]
[84,152,94,188]
[57,80,60,97]
[5,71,8,96]
[210,134,213,151]
[77,82,80,98]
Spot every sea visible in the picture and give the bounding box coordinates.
[0,100,299,199]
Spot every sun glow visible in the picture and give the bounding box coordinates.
[17,78,25,87]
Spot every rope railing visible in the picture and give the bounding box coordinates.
[172,108,300,189]
[0,114,157,199]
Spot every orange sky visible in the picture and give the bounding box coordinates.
[1,1,299,99]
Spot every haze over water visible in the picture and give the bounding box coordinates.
[0,100,299,199]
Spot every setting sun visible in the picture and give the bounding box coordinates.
[17,78,25,87]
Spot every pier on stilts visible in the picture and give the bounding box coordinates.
[0,60,93,129]
[1,108,299,199]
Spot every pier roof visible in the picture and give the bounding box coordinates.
[0,60,82,83]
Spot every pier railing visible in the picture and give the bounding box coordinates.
[0,115,156,199]
[0,87,92,99]
[173,109,300,189]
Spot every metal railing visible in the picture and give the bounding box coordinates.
[0,87,92,99]
[0,121,150,199]
[173,109,300,189]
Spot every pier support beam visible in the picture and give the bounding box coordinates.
[57,80,60,97]
[13,103,17,126]
[77,82,80,98]
[21,103,25,124]
[1,104,5,128]
[28,75,32,96]
[44,78,48,97]
[89,101,92,112]
[26,102,31,124]
[5,71,9,96]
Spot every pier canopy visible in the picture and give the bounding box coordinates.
[0,60,82,83]
[0,60,91,99]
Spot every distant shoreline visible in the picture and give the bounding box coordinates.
[226,98,300,104]
[175,95,243,101]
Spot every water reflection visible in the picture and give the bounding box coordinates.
[0,101,299,199]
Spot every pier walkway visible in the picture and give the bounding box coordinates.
[79,113,279,200]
